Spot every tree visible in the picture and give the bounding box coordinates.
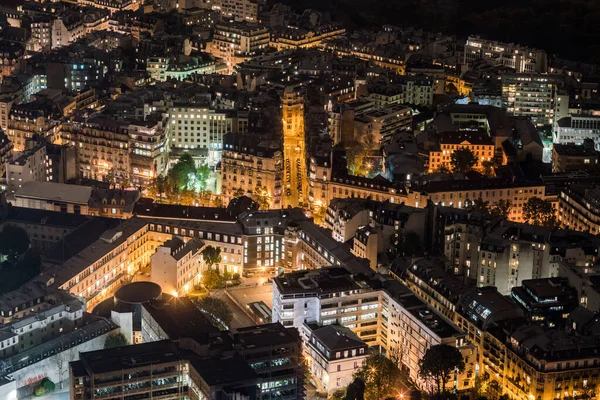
[180,189,197,206]
[436,163,451,175]
[523,197,558,227]
[481,160,496,177]
[579,383,597,400]
[201,269,221,293]
[486,380,502,400]
[466,198,489,214]
[196,296,233,329]
[387,342,406,370]
[148,175,169,202]
[202,246,222,269]
[197,165,211,190]
[450,148,478,174]
[391,231,422,257]
[104,332,129,349]
[0,225,30,260]
[169,153,197,191]
[490,199,511,218]
[344,378,366,400]
[233,188,246,198]
[253,186,271,210]
[104,168,117,188]
[419,344,465,395]
[354,353,401,400]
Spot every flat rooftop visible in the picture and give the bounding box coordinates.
[15,181,92,204]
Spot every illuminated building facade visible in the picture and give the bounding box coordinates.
[282,85,308,208]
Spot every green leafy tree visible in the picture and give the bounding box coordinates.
[436,163,451,174]
[344,378,366,400]
[252,186,271,210]
[202,246,222,269]
[354,353,401,400]
[148,175,169,202]
[197,165,211,190]
[490,199,511,218]
[390,231,422,257]
[466,197,490,214]
[169,153,197,191]
[450,148,478,174]
[104,332,129,349]
[523,197,558,227]
[196,296,233,329]
[419,344,465,395]
[0,225,30,259]
[482,160,496,177]
[201,269,221,293]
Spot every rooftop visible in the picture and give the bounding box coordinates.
[15,182,92,205]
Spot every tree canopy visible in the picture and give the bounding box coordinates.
[104,332,129,349]
[419,344,465,394]
[450,148,478,174]
[522,197,558,227]
[202,246,222,269]
[196,296,233,329]
[0,225,30,260]
[201,269,221,293]
[354,353,401,400]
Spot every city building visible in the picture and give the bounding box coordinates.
[150,236,204,297]
[559,184,600,234]
[0,286,117,397]
[221,133,283,208]
[60,117,130,183]
[511,277,578,327]
[428,131,495,173]
[70,340,260,400]
[464,36,548,73]
[554,115,600,150]
[301,324,368,395]
[501,74,556,126]
[209,22,270,69]
[325,198,370,243]
[354,105,413,146]
[6,143,49,195]
[166,105,230,168]
[218,0,258,22]
[234,323,305,400]
[552,140,599,172]
[14,181,92,214]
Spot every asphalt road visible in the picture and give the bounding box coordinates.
[212,289,255,330]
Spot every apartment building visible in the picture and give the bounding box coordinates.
[70,340,260,400]
[354,105,413,146]
[501,74,556,126]
[60,118,130,183]
[552,141,599,173]
[209,22,270,69]
[559,185,600,234]
[221,133,283,208]
[150,236,204,297]
[301,324,368,395]
[166,105,231,168]
[271,25,346,51]
[554,115,600,149]
[234,324,305,400]
[428,131,495,173]
[6,103,61,152]
[219,0,258,22]
[511,277,578,327]
[128,118,169,187]
[405,179,546,223]
[272,268,475,392]
[365,76,434,108]
[6,144,49,195]
[351,225,380,270]
[325,198,370,243]
[0,287,117,397]
[464,36,547,73]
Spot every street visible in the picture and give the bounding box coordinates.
[211,289,255,330]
